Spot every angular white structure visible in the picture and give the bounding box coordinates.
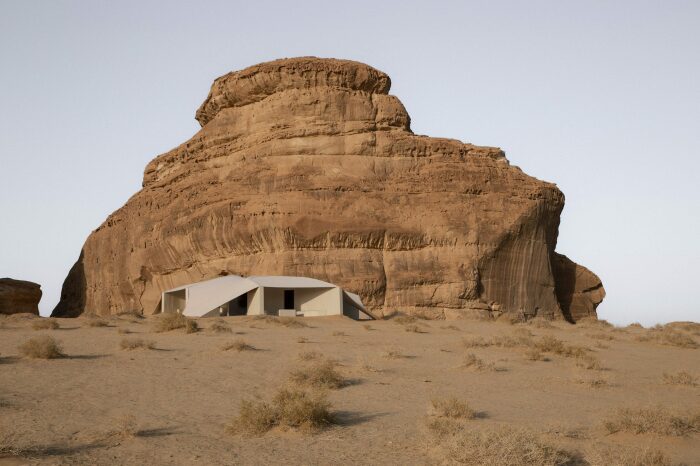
[160,275,372,320]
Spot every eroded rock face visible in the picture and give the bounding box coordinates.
[53,57,604,321]
[0,278,42,315]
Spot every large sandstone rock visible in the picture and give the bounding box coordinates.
[0,278,41,315]
[53,57,604,321]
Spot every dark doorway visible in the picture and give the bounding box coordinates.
[227,293,248,316]
[283,289,294,309]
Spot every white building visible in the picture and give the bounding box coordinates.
[160,275,372,320]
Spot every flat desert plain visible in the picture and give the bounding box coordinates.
[1,314,699,465]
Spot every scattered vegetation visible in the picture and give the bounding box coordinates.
[84,318,110,328]
[603,406,700,436]
[462,353,496,372]
[383,349,408,359]
[226,387,334,436]
[404,324,426,333]
[429,397,477,420]
[209,320,232,333]
[252,315,309,328]
[462,337,491,348]
[636,327,698,349]
[108,415,140,440]
[119,338,155,350]
[627,322,644,329]
[117,328,131,334]
[154,312,198,333]
[441,324,461,331]
[298,350,322,361]
[662,371,697,386]
[588,332,615,341]
[31,319,59,330]
[289,360,346,389]
[428,424,574,466]
[297,336,309,344]
[18,335,64,359]
[331,331,346,337]
[587,446,670,466]
[392,314,417,325]
[524,348,548,361]
[526,317,555,329]
[362,324,373,331]
[573,374,609,388]
[222,338,255,352]
[575,354,603,370]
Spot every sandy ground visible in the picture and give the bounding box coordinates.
[1,314,699,465]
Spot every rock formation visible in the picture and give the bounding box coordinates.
[1,278,42,315]
[53,57,604,321]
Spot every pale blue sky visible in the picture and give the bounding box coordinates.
[1,1,698,325]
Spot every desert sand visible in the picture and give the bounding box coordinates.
[1,314,698,465]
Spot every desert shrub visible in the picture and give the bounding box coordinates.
[588,332,615,341]
[227,387,334,436]
[31,319,59,330]
[575,354,603,370]
[298,351,322,361]
[331,331,346,337]
[430,425,573,466]
[441,324,460,331]
[404,324,425,333]
[154,312,198,333]
[430,398,477,419]
[84,318,109,328]
[222,338,254,352]
[289,360,345,389]
[462,353,495,372]
[573,375,609,388]
[117,328,131,334]
[587,445,670,466]
[116,310,144,321]
[392,314,417,325]
[636,328,698,349]
[462,337,492,348]
[536,336,589,358]
[296,336,309,344]
[603,407,700,436]
[527,317,555,329]
[384,349,408,359]
[627,322,644,329]
[577,317,613,328]
[209,320,232,333]
[18,335,64,359]
[362,323,373,331]
[524,348,547,361]
[662,371,697,386]
[119,338,155,350]
[251,315,309,328]
[109,415,140,439]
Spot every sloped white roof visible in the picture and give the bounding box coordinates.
[342,290,367,312]
[248,275,335,288]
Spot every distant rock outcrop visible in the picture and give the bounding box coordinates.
[53,57,604,321]
[0,278,42,315]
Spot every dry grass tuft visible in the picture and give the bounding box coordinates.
[526,317,555,329]
[603,406,700,436]
[209,320,232,333]
[331,331,347,337]
[84,318,110,328]
[535,336,589,358]
[575,354,603,370]
[18,335,64,359]
[662,371,697,386]
[297,336,309,344]
[117,327,131,334]
[222,338,255,352]
[154,312,199,333]
[290,360,346,389]
[298,350,322,361]
[588,332,615,341]
[226,387,334,436]
[404,324,426,333]
[524,348,548,361]
[430,397,477,419]
[587,445,670,466]
[108,415,140,440]
[462,337,492,348]
[252,315,309,328]
[384,349,408,359]
[119,338,155,350]
[441,324,461,331]
[392,314,417,325]
[428,424,573,466]
[627,322,644,329]
[362,323,373,330]
[462,353,496,372]
[636,327,698,349]
[31,319,60,330]
[573,374,609,388]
